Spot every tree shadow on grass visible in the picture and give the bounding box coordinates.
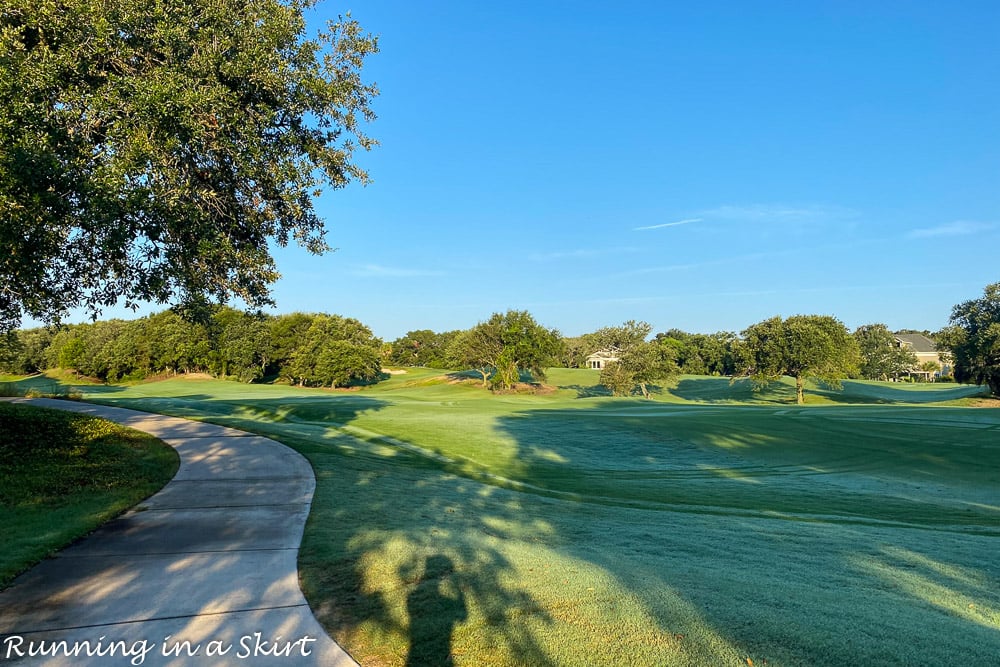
[0,374,126,398]
[299,396,1000,665]
[811,380,989,405]
[558,382,675,400]
[484,403,1000,665]
[668,376,989,405]
[560,383,612,398]
[667,376,793,404]
[346,372,395,387]
[90,393,389,431]
[84,391,556,664]
[44,386,1000,666]
[300,437,557,666]
[403,555,466,667]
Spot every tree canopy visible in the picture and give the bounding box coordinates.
[736,314,858,404]
[0,308,383,387]
[654,329,737,376]
[0,0,378,331]
[283,313,381,387]
[853,323,916,381]
[593,321,678,398]
[388,329,460,368]
[939,282,1000,396]
[559,333,600,369]
[447,310,562,391]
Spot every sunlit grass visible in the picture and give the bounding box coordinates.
[62,373,1000,665]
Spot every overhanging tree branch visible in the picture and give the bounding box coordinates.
[0,0,378,331]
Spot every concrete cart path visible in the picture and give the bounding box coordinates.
[0,398,359,667]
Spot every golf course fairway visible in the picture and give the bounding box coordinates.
[58,370,1000,666]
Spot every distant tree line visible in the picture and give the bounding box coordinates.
[561,329,738,376]
[0,307,382,387]
[0,310,947,401]
[385,329,461,369]
[4,281,997,398]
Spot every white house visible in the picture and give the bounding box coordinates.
[585,348,619,370]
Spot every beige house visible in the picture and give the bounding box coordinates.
[585,348,619,370]
[894,333,950,380]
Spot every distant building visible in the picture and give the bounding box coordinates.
[585,348,619,370]
[894,333,950,380]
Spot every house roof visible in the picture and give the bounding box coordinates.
[586,348,620,361]
[894,333,937,353]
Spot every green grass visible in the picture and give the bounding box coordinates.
[547,368,988,405]
[0,402,179,587]
[0,369,104,399]
[46,372,1000,665]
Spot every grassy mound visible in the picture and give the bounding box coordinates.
[0,402,179,587]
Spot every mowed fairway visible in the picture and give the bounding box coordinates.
[68,371,999,666]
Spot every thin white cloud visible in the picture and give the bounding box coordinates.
[611,237,884,279]
[349,264,446,278]
[701,205,814,220]
[696,204,857,222]
[528,246,640,261]
[617,250,789,277]
[907,220,996,239]
[633,218,702,231]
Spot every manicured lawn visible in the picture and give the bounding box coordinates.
[39,373,1000,665]
[0,402,179,587]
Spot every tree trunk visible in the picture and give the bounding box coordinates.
[796,375,804,404]
[640,382,650,399]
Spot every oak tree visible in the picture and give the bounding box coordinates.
[594,321,678,398]
[0,0,378,331]
[737,315,858,404]
[939,282,1000,396]
[853,323,916,381]
[448,311,562,390]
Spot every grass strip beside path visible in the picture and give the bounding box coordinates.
[0,401,179,588]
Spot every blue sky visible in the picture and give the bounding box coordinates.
[67,1,1000,339]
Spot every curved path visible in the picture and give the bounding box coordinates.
[0,398,359,666]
